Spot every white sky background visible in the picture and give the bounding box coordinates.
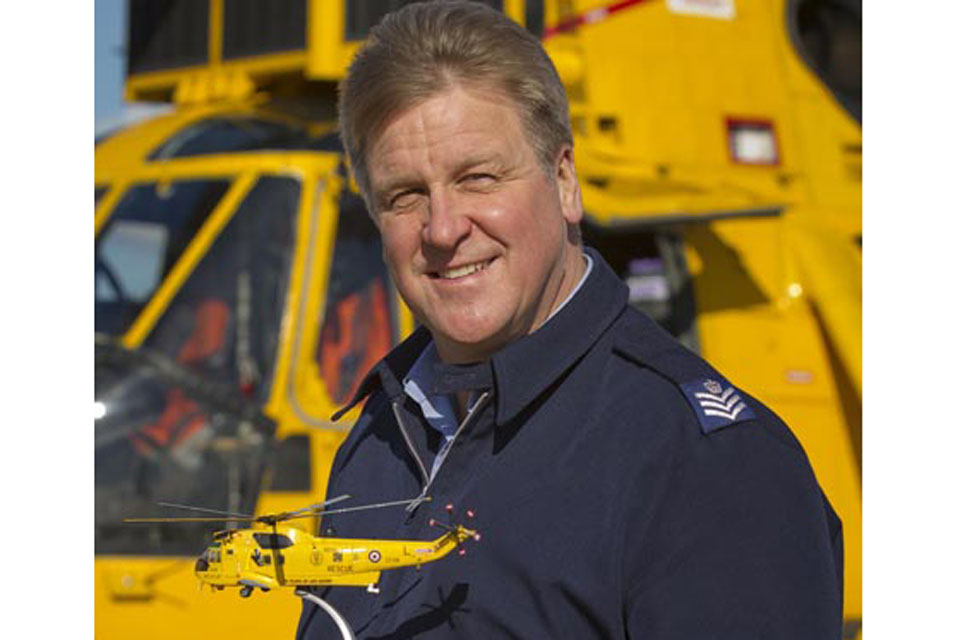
[0,3,957,638]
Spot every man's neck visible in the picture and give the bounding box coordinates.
[435,250,591,366]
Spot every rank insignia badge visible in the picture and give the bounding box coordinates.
[679,377,757,434]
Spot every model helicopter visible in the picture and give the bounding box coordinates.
[125,495,480,599]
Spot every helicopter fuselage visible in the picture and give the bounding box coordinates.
[194,523,477,592]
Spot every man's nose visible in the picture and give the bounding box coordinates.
[422,189,471,249]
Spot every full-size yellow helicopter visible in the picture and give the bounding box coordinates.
[126,496,479,598]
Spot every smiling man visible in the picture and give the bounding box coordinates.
[369,84,584,369]
[296,3,843,639]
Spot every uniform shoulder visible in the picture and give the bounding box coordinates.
[607,307,805,454]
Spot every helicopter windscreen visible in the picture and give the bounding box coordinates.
[95,176,300,555]
[95,179,231,336]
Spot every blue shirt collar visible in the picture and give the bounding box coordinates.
[402,342,460,438]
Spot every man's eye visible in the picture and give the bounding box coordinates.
[390,190,422,209]
[462,173,496,187]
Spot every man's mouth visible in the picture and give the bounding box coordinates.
[431,258,494,280]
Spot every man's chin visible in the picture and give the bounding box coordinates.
[430,323,509,364]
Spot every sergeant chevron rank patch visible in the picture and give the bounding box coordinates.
[679,377,757,434]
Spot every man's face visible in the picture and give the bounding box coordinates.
[366,85,584,363]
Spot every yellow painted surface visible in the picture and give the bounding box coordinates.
[95,557,303,640]
[101,1,860,636]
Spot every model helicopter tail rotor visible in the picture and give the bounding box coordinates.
[428,504,481,556]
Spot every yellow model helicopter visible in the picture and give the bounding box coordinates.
[125,495,479,599]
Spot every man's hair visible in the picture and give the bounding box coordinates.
[338,0,573,204]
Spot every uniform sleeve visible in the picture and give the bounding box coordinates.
[622,417,843,639]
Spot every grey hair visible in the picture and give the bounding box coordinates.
[338,1,572,206]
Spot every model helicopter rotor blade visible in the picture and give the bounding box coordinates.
[277,494,352,520]
[156,501,255,519]
[123,516,258,523]
[283,496,431,522]
[125,495,425,526]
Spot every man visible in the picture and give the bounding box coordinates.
[297,2,843,638]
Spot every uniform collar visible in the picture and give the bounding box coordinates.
[332,247,627,424]
[489,247,627,424]
[330,327,431,421]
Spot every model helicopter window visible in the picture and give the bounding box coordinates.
[316,191,398,405]
[148,116,310,160]
[203,546,221,563]
[787,0,862,122]
[253,533,295,549]
[95,177,300,556]
[95,179,231,336]
[345,0,503,40]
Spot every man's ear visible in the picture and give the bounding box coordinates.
[555,146,583,225]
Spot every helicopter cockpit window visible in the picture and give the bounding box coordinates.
[315,191,397,405]
[788,0,861,122]
[148,117,310,160]
[95,179,231,336]
[142,176,299,394]
[253,533,294,549]
[95,176,301,556]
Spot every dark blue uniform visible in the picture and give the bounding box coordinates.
[297,248,843,639]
